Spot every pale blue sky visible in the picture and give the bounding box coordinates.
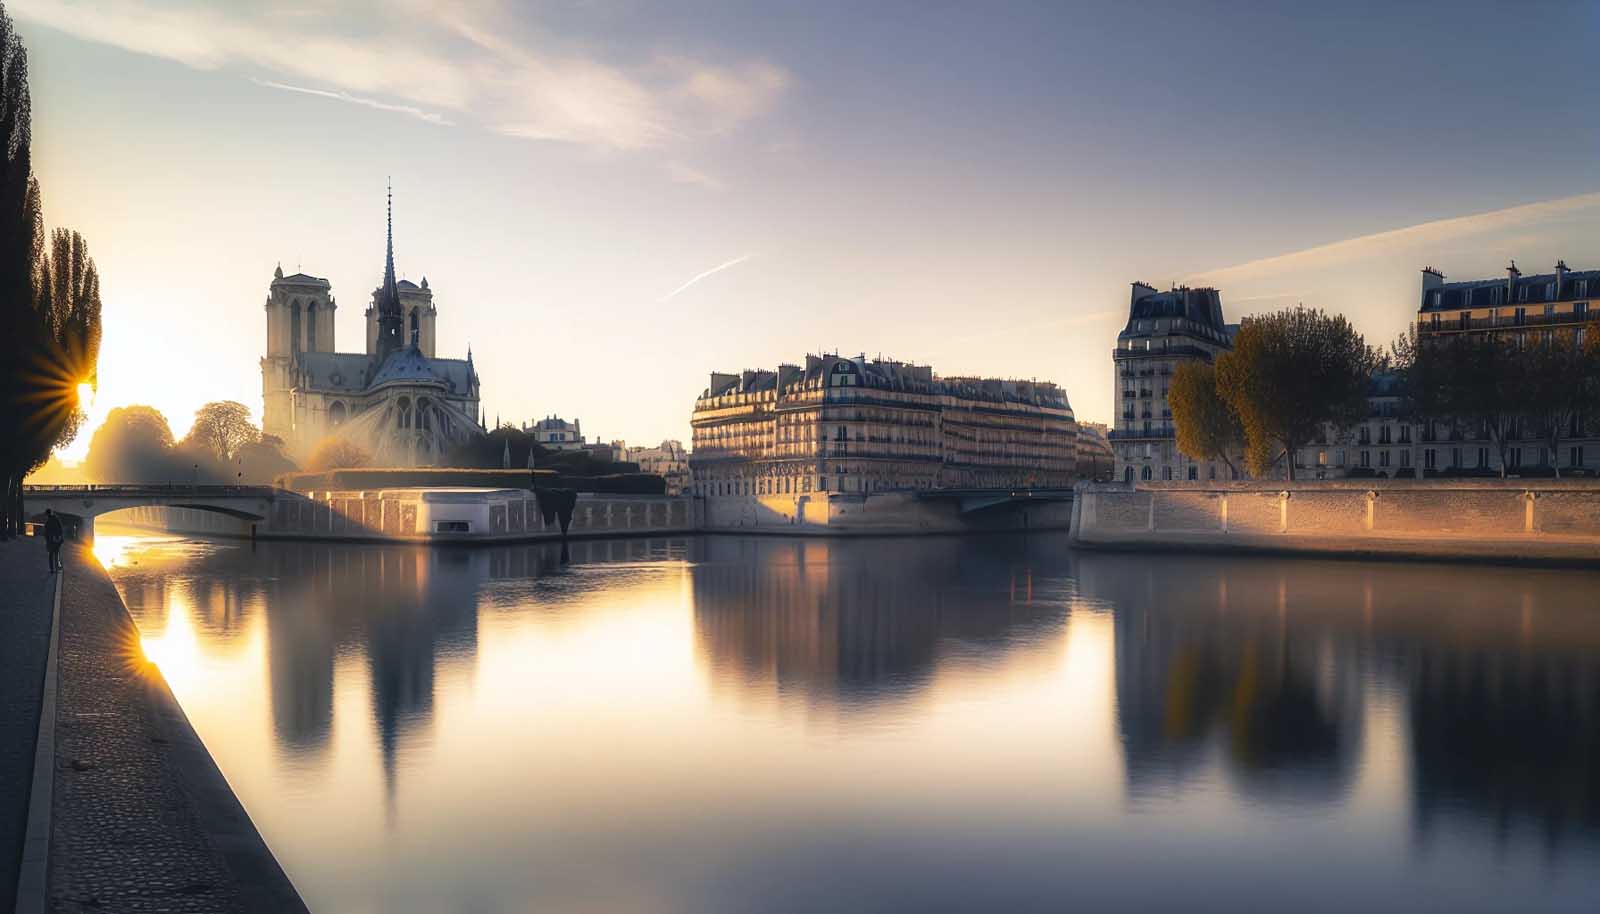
[12,0,1600,458]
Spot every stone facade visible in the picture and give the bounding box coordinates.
[260,195,482,466]
[626,440,690,495]
[689,354,1077,497]
[1112,283,1238,483]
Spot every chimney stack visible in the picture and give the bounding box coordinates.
[1555,259,1570,299]
[1506,260,1521,299]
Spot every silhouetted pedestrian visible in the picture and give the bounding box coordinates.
[44,509,64,573]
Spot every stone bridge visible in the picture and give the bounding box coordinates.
[22,485,278,539]
[913,487,1076,514]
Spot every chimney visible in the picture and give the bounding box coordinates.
[1555,259,1570,299]
[1506,259,1521,299]
[1130,281,1157,310]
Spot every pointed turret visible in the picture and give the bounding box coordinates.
[375,179,406,360]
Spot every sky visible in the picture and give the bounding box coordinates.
[11,0,1600,461]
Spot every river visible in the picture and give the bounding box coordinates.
[94,528,1600,914]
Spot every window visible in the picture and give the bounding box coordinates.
[290,302,302,355]
[1451,447,1461,468]
[1400,450,1412,468]
[435,521,470,533]
[1208,465,1217,480]
[1141,466,1152,481]
[1379,426,1391,444]
[1509,447,1523,468]
[1398,426,1411,444]
[1162,466,1173,480]
[1360,450,1371,468]
[1124,467,1134,483]
[1571,446,1585,469]
[1424,449,1436,470]
[1187,465,1197,480]
[1379,451,1391,468]
[307,302,318,350]
[1358,427,1371,445]
[1577,301,1590,318]
[1477,447,1489,468]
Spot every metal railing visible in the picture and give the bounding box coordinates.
[23,484,276,496]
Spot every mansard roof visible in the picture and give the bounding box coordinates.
[1120,285,1229,338]
[1421,267,1600,312]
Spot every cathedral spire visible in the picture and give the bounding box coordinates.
[375,178,405,359]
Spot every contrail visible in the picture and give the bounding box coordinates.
[251,79,454,127]
[660,255,753,302]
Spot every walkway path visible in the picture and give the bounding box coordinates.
[0,535,57,908]
[46,542,308,913]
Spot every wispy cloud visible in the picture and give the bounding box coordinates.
[1191,191,1600,285]
[660,255,754,302]
[12,0,789,152]
[664,161,726,191]
[251,79,453,126]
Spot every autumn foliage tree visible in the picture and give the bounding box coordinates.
[1215,306,1377,480]
[1168,360,1243,475]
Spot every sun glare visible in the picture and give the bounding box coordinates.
[76,382,95,409]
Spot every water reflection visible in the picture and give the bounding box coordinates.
[692,536,1070,714]
[98,528,1600,914]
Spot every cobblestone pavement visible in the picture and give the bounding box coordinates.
[0,534,58,906]
[48,544,308,914]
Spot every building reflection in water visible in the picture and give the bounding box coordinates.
[96,528,1600,912]
[1076,552,1600,856]
[690,535,1074,716]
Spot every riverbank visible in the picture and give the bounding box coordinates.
[1070,480,1600,566]
[24,543,308,913]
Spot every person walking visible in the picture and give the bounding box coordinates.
[43,509,65,573]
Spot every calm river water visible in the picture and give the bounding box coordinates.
[95,529,1600,914]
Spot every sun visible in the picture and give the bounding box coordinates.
[76,382,95,409]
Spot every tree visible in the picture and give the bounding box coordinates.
[1405,331,1521,477]
[183,400,259,463]
[83,405,182,483]
[1519,323,1600,478]
[238,434,297,484]
[0,6,101,535]
[1169,360,1243,475]
[308,437,371,471]
[1215,306,1377,480]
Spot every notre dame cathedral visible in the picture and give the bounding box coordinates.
[260,191,484,466]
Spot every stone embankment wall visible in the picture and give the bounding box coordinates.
[113,492,698,543]
[701,492,1073,534]
[1070,480,1600,564]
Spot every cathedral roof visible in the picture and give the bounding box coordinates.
[371,347,449,389]
[296,352,372,393]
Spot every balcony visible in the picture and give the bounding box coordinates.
[1108,425,1176,440]
[1421,310,1595,333]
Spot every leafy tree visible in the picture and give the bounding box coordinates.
[308,437,372,471]
[1215,306,1377,480]
[1519,323,1600,477]
[183,400,259,463]
[1405,331,1521,477]
[83,405,183,483]
[1169,360,1243,475]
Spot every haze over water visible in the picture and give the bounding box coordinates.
[96,529,1600,914]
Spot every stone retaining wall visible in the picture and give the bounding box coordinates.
[1070,480,1600,565]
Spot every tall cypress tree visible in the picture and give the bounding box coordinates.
[0,1,102,536]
